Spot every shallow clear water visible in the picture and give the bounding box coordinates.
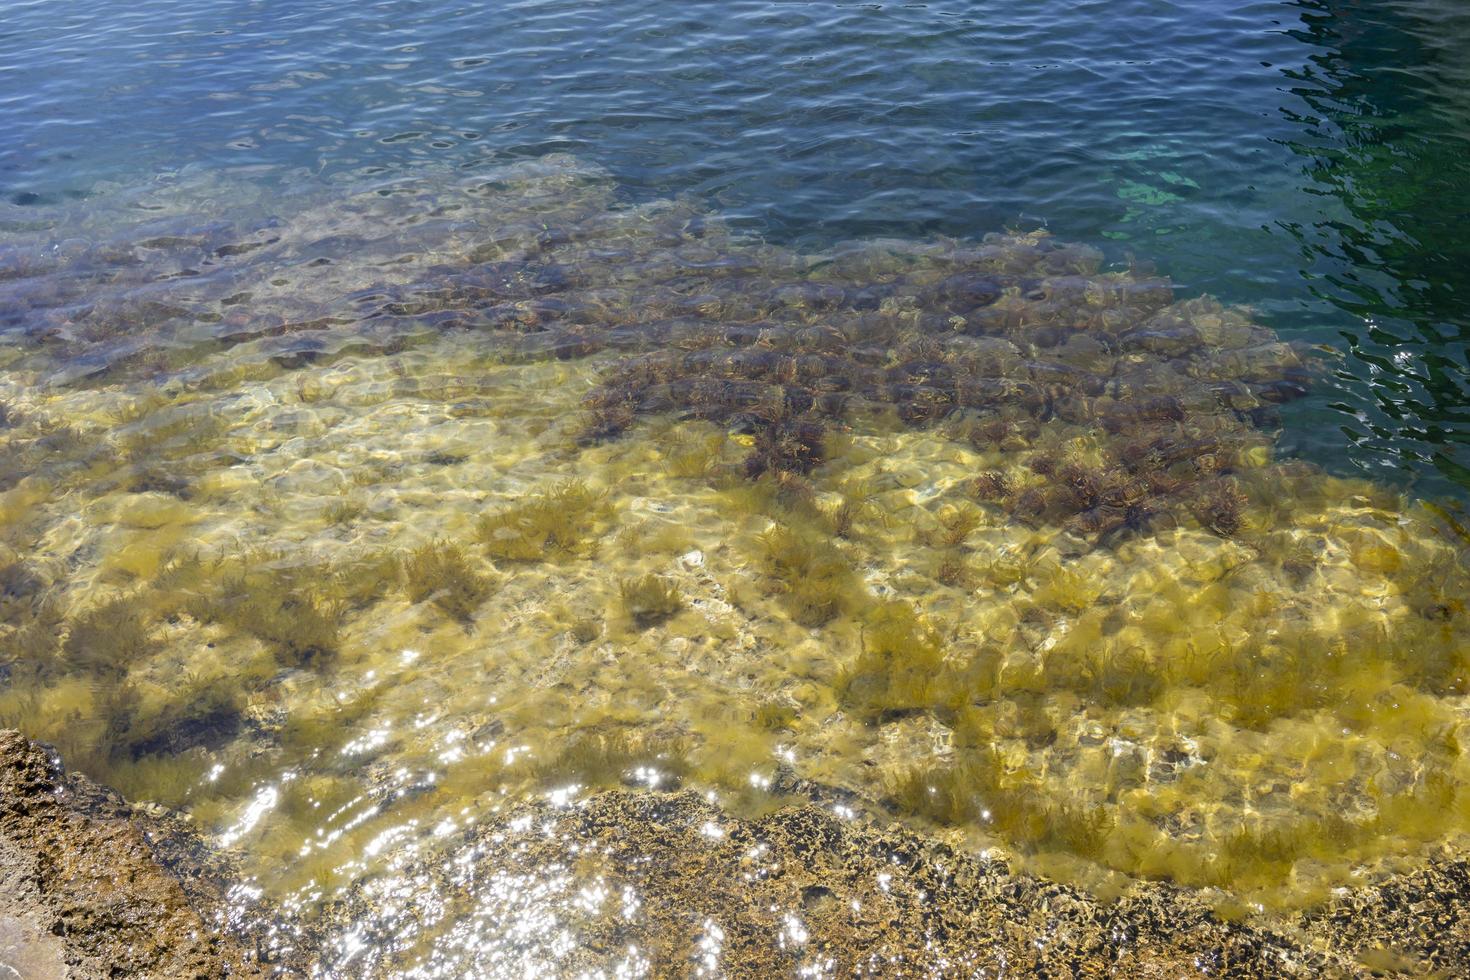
[1,0,1469,975]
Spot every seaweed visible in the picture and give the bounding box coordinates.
[839,601,949,717]
[752,699,798,731]
[181,558,342,668]
[0,556,44,607]
[927,503,984,548]
[887,748,1005,826]
[661,424,727,479]
[1217,639,1325,729]
[1193,478,1248,537]
[1046,641,1163,708]
[0,553,63,680]
[13,177,1468,913]
[997,789,1115,860]
[933,550,971,587]
[569,618,602,643]
[61,599,157,680]
[890,748,1116,862]
[968,469,1013,501]
[619,574,683,628]
[527,728,694,788]
[118,680,243,759]
[113,463,192,499]
[402,541,494,622]
[330,550,403,610]
[618,521,696,557]
[822,479,876,538]
[0,596,63,679]
[744,418,826,479]
[479,479,613,561]
[1028,562,1104,614]
[115,409,229,464]
[324,499,365,525]
[562,229,1308,520]
[754,523,863,627]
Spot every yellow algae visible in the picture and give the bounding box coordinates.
[659,422,729,479]
[617,573,683,628]
[749,520,865,627]
[821,477,879,538]
[617,519,697,557]
[520,727,695,788]
[322,498,365,526]
[0,163,1467,932]
[61,597,158,678]
[478,478,615,561]
[173,557,345,669]
[97,525,188,579]
[400,540,495,623]
[932,511,987,572]
[0,478,52,529]
[1028,557,1106,613]
[839,600,950,716]
[104,752,214,805]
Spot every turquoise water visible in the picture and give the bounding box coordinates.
[2,0,1466,497]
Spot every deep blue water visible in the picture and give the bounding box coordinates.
[2,0,1467,497]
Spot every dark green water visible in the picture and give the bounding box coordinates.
[1,0,1466,496]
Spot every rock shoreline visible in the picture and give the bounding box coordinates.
[319,785,1470,978]
[3,728,1468,977]
[0,730,274,979]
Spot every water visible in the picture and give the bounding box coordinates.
[1,0,1469,974]
[4,0,1467,495]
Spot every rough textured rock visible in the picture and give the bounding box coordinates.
[5,726,1469,977]
[0,729,273,979]
[323,787,1470,978]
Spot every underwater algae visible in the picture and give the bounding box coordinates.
[1,156,1470,970]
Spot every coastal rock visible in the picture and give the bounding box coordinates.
[318,786,1470,977]
[4,728,1468,977]
[0,729,274,979]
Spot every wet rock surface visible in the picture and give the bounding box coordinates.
[317,786,1470,978]
[0,729,276,979]
[4,723,1469,978]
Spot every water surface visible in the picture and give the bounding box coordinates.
[2,0,1469,975]
[4,0,1467,493]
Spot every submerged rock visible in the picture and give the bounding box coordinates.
[0,729,279,979]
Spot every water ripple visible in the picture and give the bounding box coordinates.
[0,0,1466,490]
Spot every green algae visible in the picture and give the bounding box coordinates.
[0,159,1467,937]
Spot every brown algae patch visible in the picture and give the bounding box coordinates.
[0,156,1469,965]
